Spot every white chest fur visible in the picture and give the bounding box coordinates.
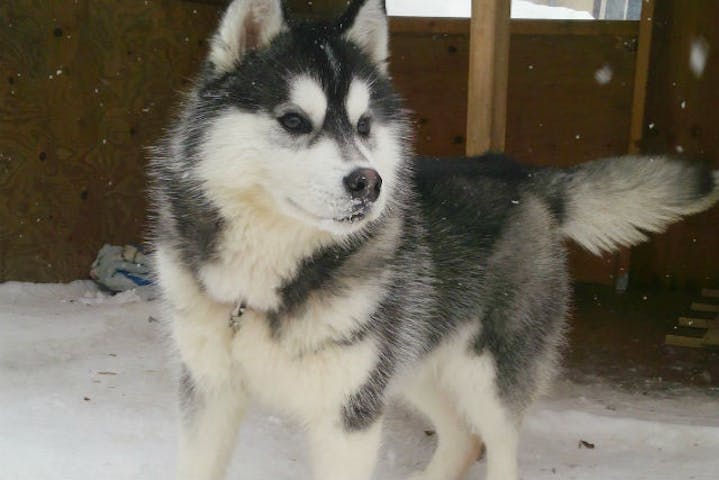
[156,241,385,418]
[228,271,387,416]
[231,311,378,417]
[197,208,331,311]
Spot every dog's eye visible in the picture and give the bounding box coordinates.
[357,116,372,137]
[278,113,312,134]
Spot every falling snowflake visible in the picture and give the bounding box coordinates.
[594,63,613,85]
[689,37,710,79]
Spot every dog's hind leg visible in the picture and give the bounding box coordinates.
[444,353,521,480]
[402,374,481,480]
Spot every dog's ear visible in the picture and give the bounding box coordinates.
[339,0,389,73]
[208,0,286,74]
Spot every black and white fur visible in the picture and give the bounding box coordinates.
[148,1,719,479]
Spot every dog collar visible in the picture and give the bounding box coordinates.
[229,301,246,332]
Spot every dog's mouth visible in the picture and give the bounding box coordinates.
[285,198,371,226]
[334,210,367,223]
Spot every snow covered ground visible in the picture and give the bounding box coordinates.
[2,281,718,480]
[387,0,595,19]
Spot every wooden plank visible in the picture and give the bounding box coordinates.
[466,0,511,155]
[390,19,638,37]
[505,32,637,167]
[677,317,719,329]
[390,18,470,35]
[703,328,719,347]
[0,0,223,282]
[691,303,719,313]
[666,329,719,348]
[490,1,511,153]
[628,0,654,153]
[389,28,469,157]
[665,334,704,348]
[629,0,719,289]
[702,289,719,299]
[617,0,654,291]
[511,19,638,36]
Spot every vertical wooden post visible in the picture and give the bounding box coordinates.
[466,0,511,156]
[616,0,654,291]
[628,0,655,153]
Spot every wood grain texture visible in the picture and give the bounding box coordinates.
[505,31,637,166]
[628,0,655,153]
[630,0,719,289]
[389,27,470,158]
[466,0,511,154]
[0,0,222,281]
[1,11,640,284]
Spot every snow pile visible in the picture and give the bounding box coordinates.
[510,0,594,19]
[75,288,145,306]
[387,0,594,20]
[1,282,718,479]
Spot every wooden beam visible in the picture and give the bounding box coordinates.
[702,289,719,299]
[704,328,719,347]
[665,334,704,349]
[389,18,638,37]
[691,303,719,313]
[511,19,638,36]
[389,17,470,35]
[466,0,511,155]
[678,317,719,329]
[616,0,654,291]
[628,0,655,153]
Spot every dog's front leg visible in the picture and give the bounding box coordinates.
[171,298,246,480]
[307,416,384,480]
[177,370,246,480]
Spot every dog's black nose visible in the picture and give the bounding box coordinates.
[343,168,382,203]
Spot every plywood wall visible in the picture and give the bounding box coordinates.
[391,19,639,164]
[630,0,719,289]
[389,19,470,158]
[0,0,223,281]
[1,3,643,285]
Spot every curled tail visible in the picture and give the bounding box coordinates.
[536,156,719,255]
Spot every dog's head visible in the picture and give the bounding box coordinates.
[188,0,409,235]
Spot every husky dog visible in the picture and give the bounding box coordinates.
[148,1,719,479]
